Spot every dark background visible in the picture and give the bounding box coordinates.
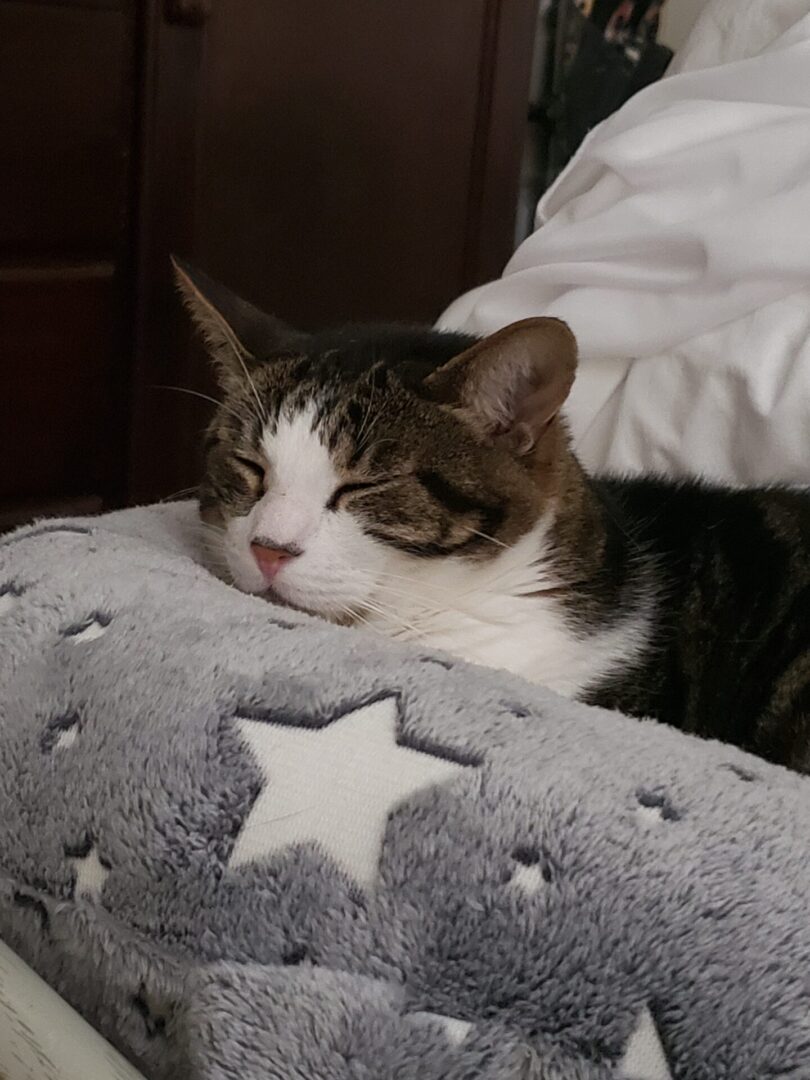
[0,0,670,529]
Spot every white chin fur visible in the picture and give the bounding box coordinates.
[362,521,652,700]
[218,513,383,618]
[207,402,650,695]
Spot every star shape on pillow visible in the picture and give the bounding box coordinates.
[229,696,476,888]
[619,1006,673,1080]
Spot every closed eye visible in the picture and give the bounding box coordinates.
[326,480,383,511]
[233,454,266,483]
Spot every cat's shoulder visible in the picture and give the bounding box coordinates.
[591,472,810,543]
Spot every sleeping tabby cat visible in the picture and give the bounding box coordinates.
[174,259,810,773]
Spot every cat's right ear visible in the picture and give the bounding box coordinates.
[171,256,305,387]
[424,318,577,456]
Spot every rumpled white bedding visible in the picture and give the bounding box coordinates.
[440,0,810,487]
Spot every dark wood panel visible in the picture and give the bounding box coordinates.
[465,0,539,284]
[0,1,133,257]
[0,266,128,503]
[196,0,490,329]
[128,0,210,503]
[128,0,536,504]
[130,0,497,502]
[10,0,125,9]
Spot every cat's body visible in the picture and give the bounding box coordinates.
[173,259,810,773]
[582,478,810,766]
[356,467,810,769]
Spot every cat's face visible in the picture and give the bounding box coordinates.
[174,260,577,623]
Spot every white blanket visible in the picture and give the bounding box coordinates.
[440,0,810,487]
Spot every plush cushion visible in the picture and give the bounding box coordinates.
[0,503,809,1079]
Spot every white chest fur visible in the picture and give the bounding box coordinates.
[365,524,650,699]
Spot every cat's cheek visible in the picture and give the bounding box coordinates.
[223,512,267,594]
[334,518,389,601]
[272,514,385,615]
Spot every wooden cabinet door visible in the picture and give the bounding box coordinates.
[130,0,537,503]
[0,0,138,528]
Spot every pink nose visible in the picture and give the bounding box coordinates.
[251,542,297,583]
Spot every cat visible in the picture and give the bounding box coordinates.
[174,258,810,773]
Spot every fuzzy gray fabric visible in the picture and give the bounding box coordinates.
[1,503,809,1080]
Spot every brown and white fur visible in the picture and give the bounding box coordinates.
[174,259,810,772]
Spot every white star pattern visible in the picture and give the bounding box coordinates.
[619,1007,673,1080]
[54,726,78,751]
[67,618,109,643]
[70,847,109,901]
[413,1012,473,1046]
[636,805,665,828]
[0,590,20,617]
[229,697,471,888]
[511,863,545,895]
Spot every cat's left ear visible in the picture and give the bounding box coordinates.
[171,256,306,382]
[424,318,577,455]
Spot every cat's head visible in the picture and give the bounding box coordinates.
[174,259,578,622]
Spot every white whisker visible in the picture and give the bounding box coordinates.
[468,527,509,549]
[357,596,426,640]
[232,349,268,427]
[160,485,199,503]
[374,581,518,629]
[339,605,386,637]
[153,384,245,425]
[371,569,458,592]
[355,371,377,448]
